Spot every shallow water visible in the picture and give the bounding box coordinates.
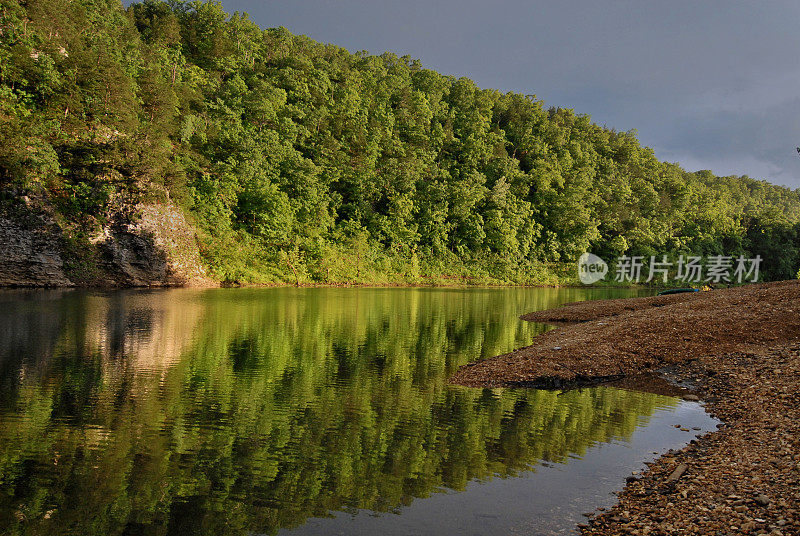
[0,287,717,535]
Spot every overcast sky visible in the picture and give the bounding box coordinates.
[218,0,800,189]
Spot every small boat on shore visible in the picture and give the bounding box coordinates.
[657,288,700,296]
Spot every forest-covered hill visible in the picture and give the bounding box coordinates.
[1,0,799,285]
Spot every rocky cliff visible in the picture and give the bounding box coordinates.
[0,208,72,287]
[0,201,214,288]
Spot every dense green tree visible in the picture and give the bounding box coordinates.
[1,0,798,284]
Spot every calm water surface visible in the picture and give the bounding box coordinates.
[0,287,716,535]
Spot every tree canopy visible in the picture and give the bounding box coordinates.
[1,0,798,283]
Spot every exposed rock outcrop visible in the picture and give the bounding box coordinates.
[0,210,73,287]
[0,201,215,288]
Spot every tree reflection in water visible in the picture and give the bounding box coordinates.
[0,287,679,536]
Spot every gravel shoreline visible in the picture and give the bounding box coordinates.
[449,280,800,535]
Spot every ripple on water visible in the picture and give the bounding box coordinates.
[0,287,714,535]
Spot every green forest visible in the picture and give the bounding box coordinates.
[1,0,799,284]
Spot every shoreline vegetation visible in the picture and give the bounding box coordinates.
[2,0,800,288]
[450,280,800,534]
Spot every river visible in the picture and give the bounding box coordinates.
[0,287,717,535]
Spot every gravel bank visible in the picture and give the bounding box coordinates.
[450,280,800,388]
[449,280,800,535]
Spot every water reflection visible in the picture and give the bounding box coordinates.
[0,287,693,535]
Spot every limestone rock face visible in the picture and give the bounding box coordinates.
[0,212,72,287]
[0,202,214,288]
[127,203,212,287]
